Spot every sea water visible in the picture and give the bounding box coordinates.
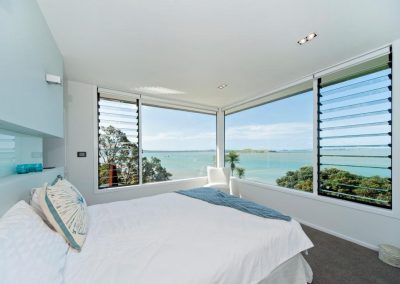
[143,149,390,185]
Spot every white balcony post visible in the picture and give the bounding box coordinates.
[312,78,319,195]
[216,109,225,168]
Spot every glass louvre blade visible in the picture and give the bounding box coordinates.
[320,121,390,131]
[320,110,390,122]
[321,74,391,96]
[319,189,390,205]
[320,163,390,169]
[320,87,390,105]
[320,154,390,158]
[318,57,392,209]
[320,144,390,148]
[321,183,390,192]
[320,133,390,140]
[320,56,390,88]
[321,98,390,113]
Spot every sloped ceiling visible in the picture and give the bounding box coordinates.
[37,0,400,108]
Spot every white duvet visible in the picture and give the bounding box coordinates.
[64,192,313,284]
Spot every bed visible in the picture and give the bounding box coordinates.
[63,191,313,284]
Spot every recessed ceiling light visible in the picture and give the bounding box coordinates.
[218,83,228,89]
[306,32,317,41]
[133,86,185,95]
[297,38,307,45]
[297,32,317,45]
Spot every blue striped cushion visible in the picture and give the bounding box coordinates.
[39,180,88,251]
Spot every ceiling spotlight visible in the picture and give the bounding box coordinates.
[297,38,307,45]
[306,32,317,41]
[297,32,318,45]
[218,84,228,89]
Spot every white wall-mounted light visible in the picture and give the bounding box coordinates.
[45,74,62,85]
[297,32,317,45]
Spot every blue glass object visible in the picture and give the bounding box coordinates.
[16,163,43,174]
[33,163,43,172]
[16,164,29,174]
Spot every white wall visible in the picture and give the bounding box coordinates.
[0,0,63,138]
[231,178,400,250]
[64,81,207,205]
[0,167,64,215]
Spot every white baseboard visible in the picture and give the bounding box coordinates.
[297,218,378,251]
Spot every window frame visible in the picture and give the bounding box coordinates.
[94,90,218,192]
[224,88,314,191]
[140,103,218,183]
[97,94,140,190]
[223,45,398,214]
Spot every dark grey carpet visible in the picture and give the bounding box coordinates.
[302,225,400,284]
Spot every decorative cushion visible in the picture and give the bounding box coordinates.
[0,201,68,284]
[39,179,88,251]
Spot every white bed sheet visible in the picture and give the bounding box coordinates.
[64,192,313,284]
[259,254,313,284]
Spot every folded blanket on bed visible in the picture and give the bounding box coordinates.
[176,188,291,221]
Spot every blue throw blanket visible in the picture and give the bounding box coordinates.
[176,188,291,221]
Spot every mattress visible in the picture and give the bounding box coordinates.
[64,192,313,284]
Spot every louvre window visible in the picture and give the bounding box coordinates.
[98,96,139,189]
[318,54,392,208]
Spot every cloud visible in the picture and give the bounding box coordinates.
[142,123,312,150]
[143,131,215,142]
[226,122,312,140]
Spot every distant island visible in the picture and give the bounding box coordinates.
[143,148,313,153]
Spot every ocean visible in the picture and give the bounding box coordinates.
[143,149,390,185]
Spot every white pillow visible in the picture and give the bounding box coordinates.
[39,179,89,251]
[30,186,48,220]
[0,201,68,284]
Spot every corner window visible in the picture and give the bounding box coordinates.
[225,91,313,192]
[97,96,139,189]
[141,105,216,182]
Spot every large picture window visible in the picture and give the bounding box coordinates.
[141,105,216,182]
[225,91,313,192]
[318,55,392,208]
[97,96,139,189]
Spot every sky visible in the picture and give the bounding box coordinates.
[225,92,313,151]
[141,92,313,151]
[142,106,216,151]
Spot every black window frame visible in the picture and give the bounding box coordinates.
[97,92,140,190]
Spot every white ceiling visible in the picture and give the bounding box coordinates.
[37,0,400,108]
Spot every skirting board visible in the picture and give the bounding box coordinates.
[297,218,378,251]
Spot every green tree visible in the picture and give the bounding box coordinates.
[276,166,313,192]
[98,125,171,187]
[235,167,245,179]
[276,166,391,206]
[142,157,172,183]
[99,126,139,187]
[225,151,240,175]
